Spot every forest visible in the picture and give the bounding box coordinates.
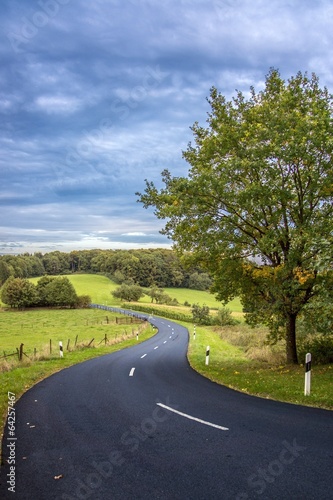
[0,249,212,290]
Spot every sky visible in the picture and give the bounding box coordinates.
[1,0,333,254]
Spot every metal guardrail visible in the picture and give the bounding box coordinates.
[90,303,149,321]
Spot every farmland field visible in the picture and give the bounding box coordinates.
[0,308,143,355]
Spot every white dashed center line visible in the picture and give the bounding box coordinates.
[129,368,135,377]
[141,354,147,359]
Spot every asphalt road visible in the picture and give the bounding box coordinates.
[0,311,332,499]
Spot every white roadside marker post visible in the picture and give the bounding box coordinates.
[205,346,210,366]
[193,325,196,340]
[59,341,64,358]
[304,353,311,396]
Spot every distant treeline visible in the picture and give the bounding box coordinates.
[0,249,212,290]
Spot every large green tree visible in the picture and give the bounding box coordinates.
[1,277,38,308]
[138,69,333,364]
[112,284,144,302]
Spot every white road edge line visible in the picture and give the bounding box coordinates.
[141,354,147,359]
[156,403,229,431]
[129,368,135,377]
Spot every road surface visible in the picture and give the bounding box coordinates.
[1,311,332,499]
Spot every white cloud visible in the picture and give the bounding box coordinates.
[33,95,82,115]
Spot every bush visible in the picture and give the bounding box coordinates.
[298,335,333,365]
[75,295,92,308]
[214,307,239,326]
[188,272,212,291]
[192,303,211,325]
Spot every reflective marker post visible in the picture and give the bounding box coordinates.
[59,341,64,358]
[304,353,311,396]
[205,346,210,366]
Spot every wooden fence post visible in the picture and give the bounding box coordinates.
[19,343,24,361]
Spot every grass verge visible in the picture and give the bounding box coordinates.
[186,323,333,410]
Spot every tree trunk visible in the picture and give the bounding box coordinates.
[285,313,298,364]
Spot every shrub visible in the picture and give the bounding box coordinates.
[192,303,211,325]
[214,307,239,326]
[298,335,333,365]
[75,295,92,308]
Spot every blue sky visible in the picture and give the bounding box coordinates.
[1,0,333,253]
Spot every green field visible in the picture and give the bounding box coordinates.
[0,308,144,355]
[29,274,243,315]
[29,274,119,306]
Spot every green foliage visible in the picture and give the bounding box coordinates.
[112,284,144,302]
[0,260,12,286]
[191,303,211,325]
[138,69,333,364]
[1,277,38,309]
[188,272,212,291]
[35,276,56,306]
[40,277,78,307]
[75,295,92,308]
[298,335,333,365]
[297,277,333,336]
[214,307,239,326]
[1,276,80,309]
[146,286,178,305]
[0,248,203,289]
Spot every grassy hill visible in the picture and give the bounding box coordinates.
[29,274,243,314]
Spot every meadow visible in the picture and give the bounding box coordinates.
[29,273,243,312]
[0,308,147,356]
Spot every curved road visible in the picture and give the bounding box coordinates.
[0,311,332,499]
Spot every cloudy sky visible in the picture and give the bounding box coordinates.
[1,0,333,254]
